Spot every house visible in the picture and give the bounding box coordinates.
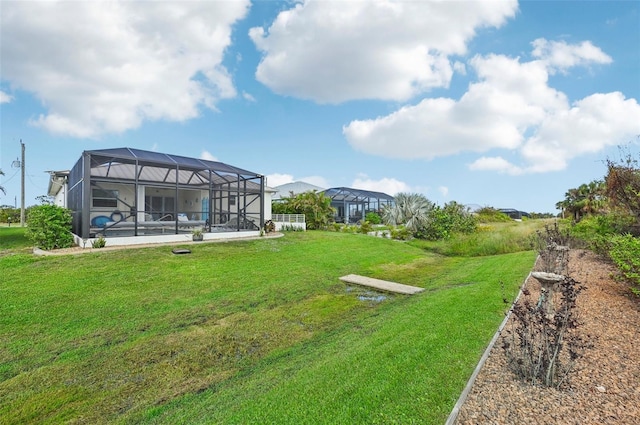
[498,208,531,220]
[322,187,394,223]
[48,148,274,244]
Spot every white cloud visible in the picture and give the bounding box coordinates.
[242,91,256,102]
[453,61,467,76]
[1,1,250,138]
[438,186,449,197]
[266,173,295,187]
[344,39,640,174]
[351,174,411,195]
[531,38,612,74]
[468,156,524,175]
[0,91,12,103]
[200,150,218,162]
[250,0,517,103]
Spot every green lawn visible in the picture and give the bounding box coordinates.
[0,229,535,424]
[0,226,31,253]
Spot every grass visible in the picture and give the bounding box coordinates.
[0,226,30,253]
[408,219,558,257]
[1,229,536,424]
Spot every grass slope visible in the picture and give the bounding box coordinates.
[0,230,535,424]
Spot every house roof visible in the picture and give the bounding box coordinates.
[76,147,268,192]
[86,147,257,177]
[272,181,326,199]
[47,170,69,197]
[322,187,395,202]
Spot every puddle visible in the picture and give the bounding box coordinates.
[357,294,388,302]
[346,285,388,303]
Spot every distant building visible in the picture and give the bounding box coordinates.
[498,208,531,220]
[322,187,395,223]
[272,181,326,200]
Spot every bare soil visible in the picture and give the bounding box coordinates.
[456,250,640,424]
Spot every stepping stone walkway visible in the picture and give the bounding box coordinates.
[339,274,424,295]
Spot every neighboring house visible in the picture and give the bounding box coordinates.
[47,148,273,240]
[498,208,531,220]
[272,181,326,200]
[47,170,70,207]
[322,187,394,223]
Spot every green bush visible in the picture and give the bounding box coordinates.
[416,202,477,240]
[570,213,635,254]
[272,191,335,230]
[475,207,512,223]
[609,234,640,296]
[91,236,107,249]
[358,220,374,234]
[0,206,21,224]
[365,212,381,224]
[390,226,412,240]
[25,204,74,250]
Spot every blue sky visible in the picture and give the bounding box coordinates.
[1,0,639,213]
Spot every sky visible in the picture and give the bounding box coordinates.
[1,0,639,214]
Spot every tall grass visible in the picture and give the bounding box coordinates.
[409,219,559,256]
[1,231,535,424]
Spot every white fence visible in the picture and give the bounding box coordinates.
[271,214,306,231]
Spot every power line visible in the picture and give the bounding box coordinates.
[1,169,20,184]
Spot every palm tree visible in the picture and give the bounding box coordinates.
[286,190,335,230]
[558,180,606,221]
[560,187,585,221]
[580,180,606,216]
[381,192,434,233]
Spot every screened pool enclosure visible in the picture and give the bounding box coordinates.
[323,187,394,223]
[67,148,265,239]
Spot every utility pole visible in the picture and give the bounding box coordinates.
[20,140,25,226]
[11,140,26,226]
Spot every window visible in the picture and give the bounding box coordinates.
[229,195,236,206]
[145,195,175,220]
[92,189,118,208]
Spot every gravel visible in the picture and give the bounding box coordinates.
[455,250,640,425]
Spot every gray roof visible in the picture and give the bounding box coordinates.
[323,187,394,202]
[273,181,326,199]
[86,147,258,177]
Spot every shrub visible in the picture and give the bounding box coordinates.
[416,202,477,241]
[475,207,512,223]
[280,224,304,232]
[382,193,433,233]
[531,221,572,275]
[390,226,412,240]
[272,191,335,230]
[0,206,21,224]
[358,220,374,234]
[365,212,381,224]
[91,236,107,249]
[570,213,635,254]
[25,204,74,250]
[605,146,640,223]
[502,276,587,388]
[609,234,640,296]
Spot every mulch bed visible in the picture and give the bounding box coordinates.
[455,250,640,425]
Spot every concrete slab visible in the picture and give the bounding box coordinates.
[339,274,424,295]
